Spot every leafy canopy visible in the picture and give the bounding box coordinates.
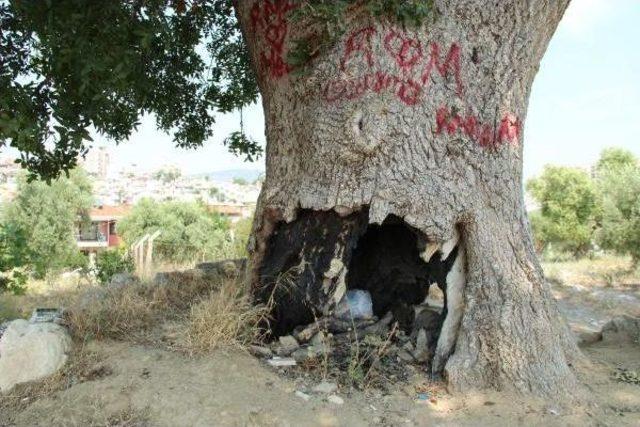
[2,168,93,277]
[1,0,434,180]
[594,149,640,264]
[527,165,598,255]
[1,0,258,180]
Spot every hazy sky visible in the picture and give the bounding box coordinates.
[61,0,640,178]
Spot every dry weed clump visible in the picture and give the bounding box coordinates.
[184,278,268,354]
[65,270,225,341]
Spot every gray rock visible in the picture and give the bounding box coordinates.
[109,272,137,289]
[312,381,338,394]
[602,315,640,343]
[0,320,71,392]
[276,335,300,356]
[291,344,330,363]
[397,349,414,363]
[310,331,328,347]
[413,328,431,363]
[196,259,247,278]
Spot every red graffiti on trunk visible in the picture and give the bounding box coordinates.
[323,26,521,150]
[323,72,422,105]
[251,0,295,79]
[436,106,521,148]
[341,26,377,70]
[384,30,424,71]
[421,42,463,96]
[326,27,463,105]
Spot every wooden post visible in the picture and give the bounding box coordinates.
[145,230,162,278]
[134,234,150,277]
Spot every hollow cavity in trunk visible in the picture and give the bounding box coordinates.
[255,208,465,373]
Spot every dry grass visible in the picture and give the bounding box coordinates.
[543,255,640,289]
[65,270,231,342]
[0,275,90,323]
[183,278,268,354]
[3,264,268,355]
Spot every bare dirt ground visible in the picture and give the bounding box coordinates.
[2,258,639,427]
[3,339,639,427]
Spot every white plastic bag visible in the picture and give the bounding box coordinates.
[335,289,373,320]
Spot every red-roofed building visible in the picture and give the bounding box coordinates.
[77,205,131,253]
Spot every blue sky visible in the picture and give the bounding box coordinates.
[87,0,640,179]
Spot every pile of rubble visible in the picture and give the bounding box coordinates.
[252,290,446,388]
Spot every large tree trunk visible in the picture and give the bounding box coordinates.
[234,0,582,401]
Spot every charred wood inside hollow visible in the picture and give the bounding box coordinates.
[255,208,463,375]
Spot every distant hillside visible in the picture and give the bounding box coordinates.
[195,169,264,183]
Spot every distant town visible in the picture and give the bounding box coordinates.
[0,146,263,254]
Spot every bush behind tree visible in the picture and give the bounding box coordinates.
[527,165,598,256]
[93,248,135,285]
[117,199,236,264]
[594,149,640,265]
[528,147,640,264]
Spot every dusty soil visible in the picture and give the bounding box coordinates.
[2,259,639,427]
[0,338,637,427]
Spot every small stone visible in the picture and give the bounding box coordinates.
[295,390,311,401]
[249,345,273,358]
[413,329,430,363]
[292,344,330,363]
[310,331,328,347]
[397,349,414,363]
[312,381,338,394]
[327,395,344,405]
[402,341,414,352]
[276,335,300,356]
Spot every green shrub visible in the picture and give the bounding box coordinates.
[595,150,640,265]
[117,199,232,264]
[527,166,598,256]
[94,249,134,285]
[0,268,28,295]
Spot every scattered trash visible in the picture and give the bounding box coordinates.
[29,308,64,324]
[335,290,373,320]
[267,357,297,367]
[546,407,560,416]
[416,392,430,401]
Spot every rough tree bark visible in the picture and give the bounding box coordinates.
[234,0,583,401]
